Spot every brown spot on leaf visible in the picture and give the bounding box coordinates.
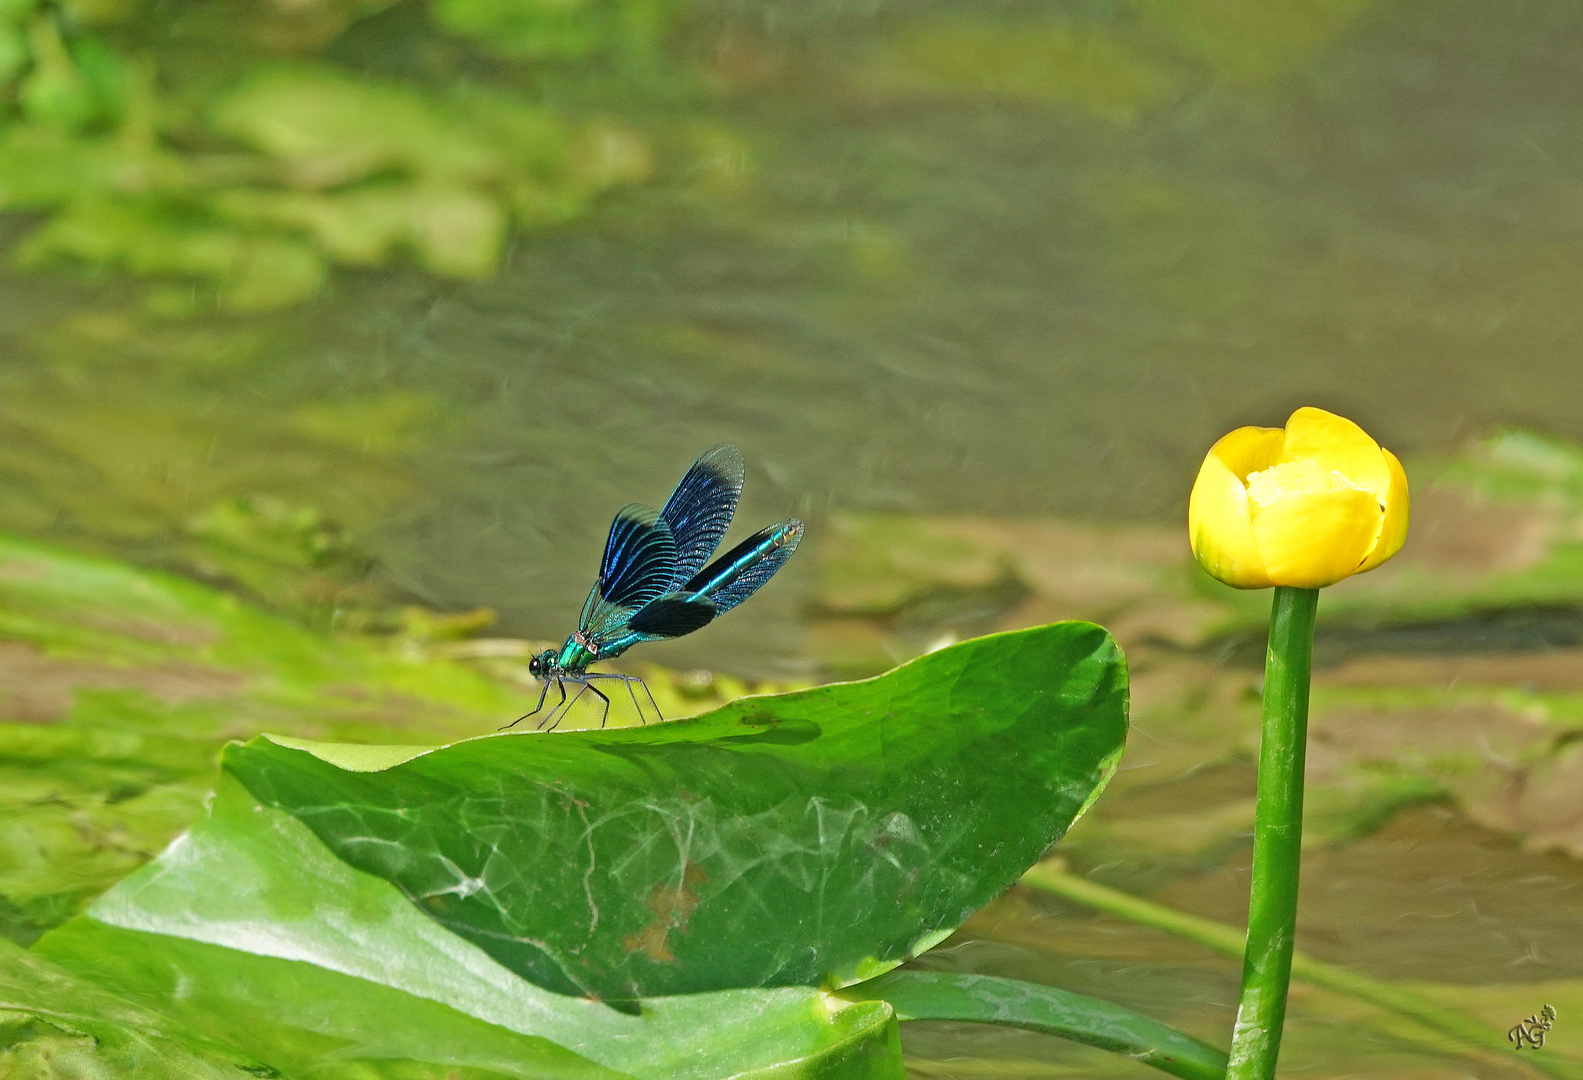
[622,862,709,965]
[623,922,675,963]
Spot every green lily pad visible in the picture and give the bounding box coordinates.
[223,621,1128,1000]
[0,937,270,1079]
[27,774,902,1079]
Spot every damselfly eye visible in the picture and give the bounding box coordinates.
[529,656,541,676]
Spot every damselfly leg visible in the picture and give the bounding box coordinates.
[549,680,613,728]
[583,681,612,727]
[542,681,589,731]
[503,672,648,733]
[634,676,663,722]
[620,676,645,723]
[502,676,561,731]
[584,672,664,725]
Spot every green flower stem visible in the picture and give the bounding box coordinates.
[1226,584,1318,1078]
[1019,863,1583,1079]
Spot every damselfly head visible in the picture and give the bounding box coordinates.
[529,650,557,678]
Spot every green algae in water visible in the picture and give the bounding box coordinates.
[0,2,654,313]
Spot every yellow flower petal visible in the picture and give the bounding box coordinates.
[1189,408,1410,590]
[1247,459,1383,587]
[1358,447,1409,573]
[1208,425,1284,482]
[1278,407,1392,503]
[1189,449,1273,588]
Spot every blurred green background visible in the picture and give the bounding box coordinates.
[2,0,1583,1075]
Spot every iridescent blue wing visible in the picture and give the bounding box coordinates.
[660,444,744,589]
[683,519,803,615]
[626,593,718,640]
[577,582,630,643]
[579,503,678,643]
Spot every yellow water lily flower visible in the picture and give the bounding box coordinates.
[1189,407,1409,589]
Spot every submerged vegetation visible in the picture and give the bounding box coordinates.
[0,0,1388,314]
[0,0,654,313]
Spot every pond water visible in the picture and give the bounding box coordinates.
[6,0,1583,666]
[3,0,1583,1075]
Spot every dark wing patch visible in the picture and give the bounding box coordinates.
[597,503,678,610]
[627,593,718,639]
[660,444,744,589]
[685,519,803,616]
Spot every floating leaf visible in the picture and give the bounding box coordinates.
[223,621,1128,999]
[27,773,902,1079]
